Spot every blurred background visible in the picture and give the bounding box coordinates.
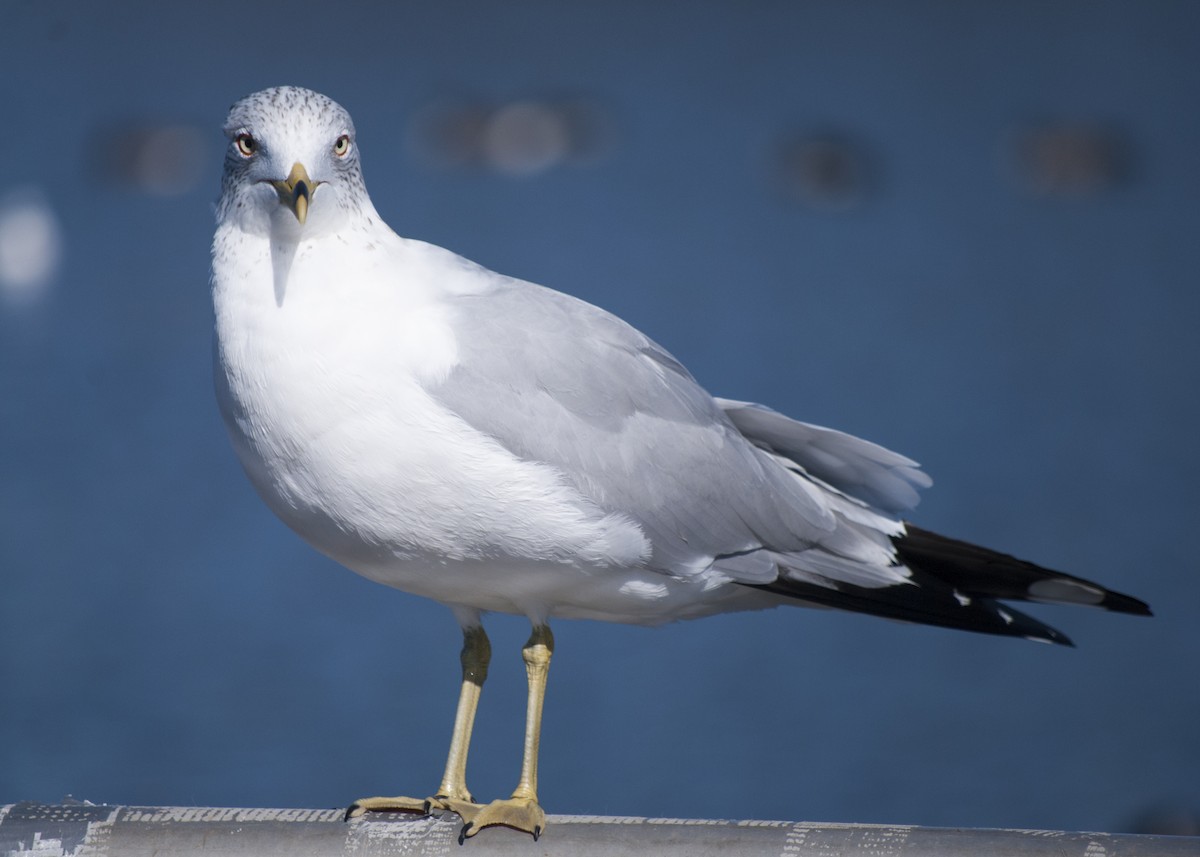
[2,0,1198,837]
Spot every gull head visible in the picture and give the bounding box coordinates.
[218,86,370,238]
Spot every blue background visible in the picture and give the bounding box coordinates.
[2,0,1197,835]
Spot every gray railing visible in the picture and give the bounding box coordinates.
[2,803,1195,856]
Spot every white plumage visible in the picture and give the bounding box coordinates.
[211,86,1149,840]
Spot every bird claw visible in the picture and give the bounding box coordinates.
[456,797,545,842]
[345,794,479,821]
[344,792,543,842]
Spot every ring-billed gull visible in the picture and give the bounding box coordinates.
[211,86,1150,841]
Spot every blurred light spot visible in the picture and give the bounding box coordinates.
[1009,122,1130,196]
[776,134,872,210]
[0,187,62,306]
[486,102,571,175]
[408,98,615,176]
[409,102,491,168]
[94,123,207,196]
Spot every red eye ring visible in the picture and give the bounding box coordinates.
[333,134,351,157]
[234,133,256,157]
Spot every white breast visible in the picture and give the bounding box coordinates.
[211,224,652,615]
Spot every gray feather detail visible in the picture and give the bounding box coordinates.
[717,399,932,516]
[430,277,854,578]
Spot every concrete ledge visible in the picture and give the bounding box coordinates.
[2,802,1196,856]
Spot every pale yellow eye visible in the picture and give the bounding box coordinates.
[333,134,351,157]
[234,133,256,157]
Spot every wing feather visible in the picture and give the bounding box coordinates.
[425,271,1148,642]
[430,278,853,576]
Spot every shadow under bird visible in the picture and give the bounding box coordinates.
[210,86,1151,842]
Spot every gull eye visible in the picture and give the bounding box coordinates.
[234,133,257,157]
[333,134,351,157]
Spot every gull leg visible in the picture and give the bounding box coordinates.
[346,625,491,819]
[432,624,490,814]
[459,624,553,842]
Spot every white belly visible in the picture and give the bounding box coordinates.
[210,228,729,623]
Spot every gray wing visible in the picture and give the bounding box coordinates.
[715,399,931,517]
[428,273,1150,645]
[431,276,924,583]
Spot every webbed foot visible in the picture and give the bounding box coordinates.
[344,793,482,821]
[457,796,546,842]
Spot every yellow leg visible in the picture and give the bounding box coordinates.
[345,625,490,819]
[459,624,554,842]
[434,625,490,806]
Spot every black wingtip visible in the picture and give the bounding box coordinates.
[896,525,1153,618]
[998,605,1075,647]
[1101,591,1153,617]
[1030,629,1075,648]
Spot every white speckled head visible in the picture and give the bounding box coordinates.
[218,86,372,238]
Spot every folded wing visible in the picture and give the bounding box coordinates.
[432,273,1149,643]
